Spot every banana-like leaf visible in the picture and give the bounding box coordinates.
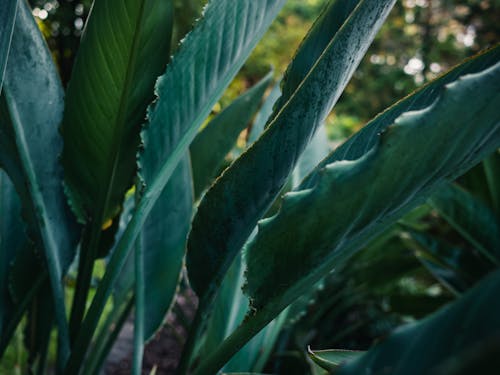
[187,0,395,304]
[62,0,174,223]
[245,59,500,315]
[0,1,79,360]
[190,71,273,198]
[67,2,286,369]
[0,0,17,93]
[336,269,500,375]
[429,183,500,262]
[301,46,500,189]
[308,348,363,372]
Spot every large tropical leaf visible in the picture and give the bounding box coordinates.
[63,0,175,345]
[0,1,79,362]
[66,1,287,371]
[244,59,500,314]
[429,183,500,262]
[0,0,17,93]
[62,0,174,223]
[335,269,500,375]
[190,71,273,198]
[187,0,395,307]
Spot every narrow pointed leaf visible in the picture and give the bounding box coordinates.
[336,270,500,375]
[308,348,363,372]
[190,71,273,198]
[429,183,500,261]
[187,0,396,303]
[0,1,79,361]
[0,0,17,94]
[62,0,174,223]
[245,60,500,314]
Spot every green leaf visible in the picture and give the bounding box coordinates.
[199,249,288,373]
[301,46,500,189]
[292,124,330,187]
[0,0,17,94]
[0,1,79,363]
[190,71,273,198]
[483,150,500,214]
[62,0,174,223]
[140,155,193,340]
[187,0,395,305]
[245,58,500,313]
[308,348,363,372]
[247,81,281,144]
[336,269,500,375]
[429,183,500,262]
[0,171,26,341]
[66,1,286,371]
[111,157,193,343]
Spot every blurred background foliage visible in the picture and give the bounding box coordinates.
[3,1,498,373]
[28,0,500,139]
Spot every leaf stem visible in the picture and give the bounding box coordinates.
[69,224,101,344]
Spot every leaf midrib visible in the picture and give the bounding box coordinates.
[95,0,150,225]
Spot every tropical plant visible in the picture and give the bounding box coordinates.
[0,0,499,374]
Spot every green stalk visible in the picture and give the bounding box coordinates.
[133,238,145,374]
[69,224,101,344]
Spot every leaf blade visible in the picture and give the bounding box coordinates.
[0,2,79,363]
[187,0,396,304]
[245,58,500,313]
